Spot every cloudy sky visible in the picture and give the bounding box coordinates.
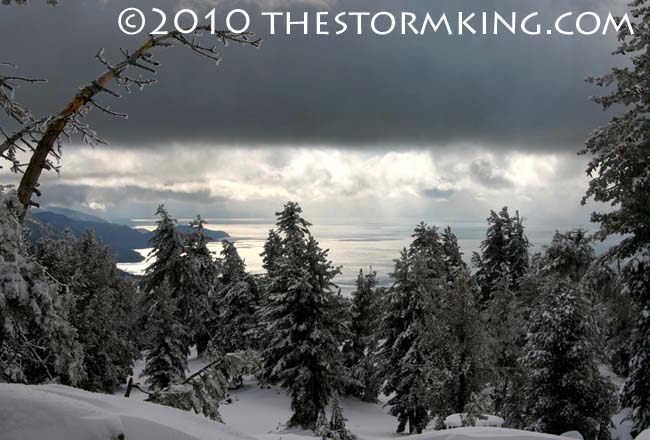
[0,0,629,226]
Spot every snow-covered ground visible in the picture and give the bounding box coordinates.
[2,378,631,440]
[0,383,254,440]
[0,353,640,440]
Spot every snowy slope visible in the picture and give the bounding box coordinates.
[0,383,255,440]
[1,379,640,440]
[219,379,572,440]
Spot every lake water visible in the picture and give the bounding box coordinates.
[116,217,598,294]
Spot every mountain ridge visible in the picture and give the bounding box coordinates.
[26,209,229,263]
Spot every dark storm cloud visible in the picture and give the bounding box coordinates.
[0,0,625,150]
[42,183,219,207]
[470,159,512,189]
[421,187,455,199]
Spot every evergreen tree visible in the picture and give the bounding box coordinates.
[381,224,446,434]
[262,229,283,272]
[343,269,382,402]
[142,205,185,297]
[220,240,246,284]
[580,0,650,431]
[543,229,594,282]
[485,274,527,427]
[439,226,489,415]
[211,241,259,354]
[623,259,650,434]
[523,277,616,439]
[183,216,219,356]
[0,188,83,384]
[442,268,489,415]
[461,392,489,427]
[142,278,188,391]
[544,230,636,377]
[325,396,357,440]
[35,230,140,392]
[586,262,637,378]
[472,207,529,305]
[141,208,218,355]
[260,202,346,429]
[582,2,650,431]
[442,226,466,274]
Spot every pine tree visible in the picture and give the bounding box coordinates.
[472,207,529,305]
[35,230,140,393]
[260,202,346,429]
[262,229,283,273]
[622,261,650,433]
[221,240,246,284]
[142,205,185,297]
[461,392,489,427]
[523,277,616,439]
[142,278,188,391]
[485,274,527,427]
[211,241,259,354]
[442,226,466,273]
[543,229,594,282]
[442,268,489,415]
[141,208,218,356]
[581,2,650,432]
[183,216,219,356]
[343,269,382,402]
[327,397,357,440]
[381,223,446,434]
[0,188,83,384]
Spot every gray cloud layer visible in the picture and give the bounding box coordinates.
[0,0,625,150]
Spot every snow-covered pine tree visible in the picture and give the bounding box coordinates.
[343,269,382,402]
[141,206,188,338]
[381,223,446,434]
[142,278,188,391]
[461,392,489,427]
[35,230,140,393]
[542,230,635,377]
[543,229,594,282]
[220,240,246,284]
[0,188,83,384]
[581,1,650,432]
[584,261,637,378]
[623,257,650,434]
[260,202,346,429]
[472,207,529,305]
[523,276,616,440]
[327,396,357,440]
[437,227,489,415]
[251,229,284,354]
[442,267,489,415]
[183,216,220,356]
[442,226,466,274]
[142,205,185,298]
[211,241,259,354]
[141,208,219,356]
[485,273,527,427]
[262,229,283,273]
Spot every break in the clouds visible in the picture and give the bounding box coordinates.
[30,144,593,229]
[0,0,628,149]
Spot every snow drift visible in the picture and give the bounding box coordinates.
[0,383,253,440]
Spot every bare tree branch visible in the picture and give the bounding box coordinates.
[9,27,260,213]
